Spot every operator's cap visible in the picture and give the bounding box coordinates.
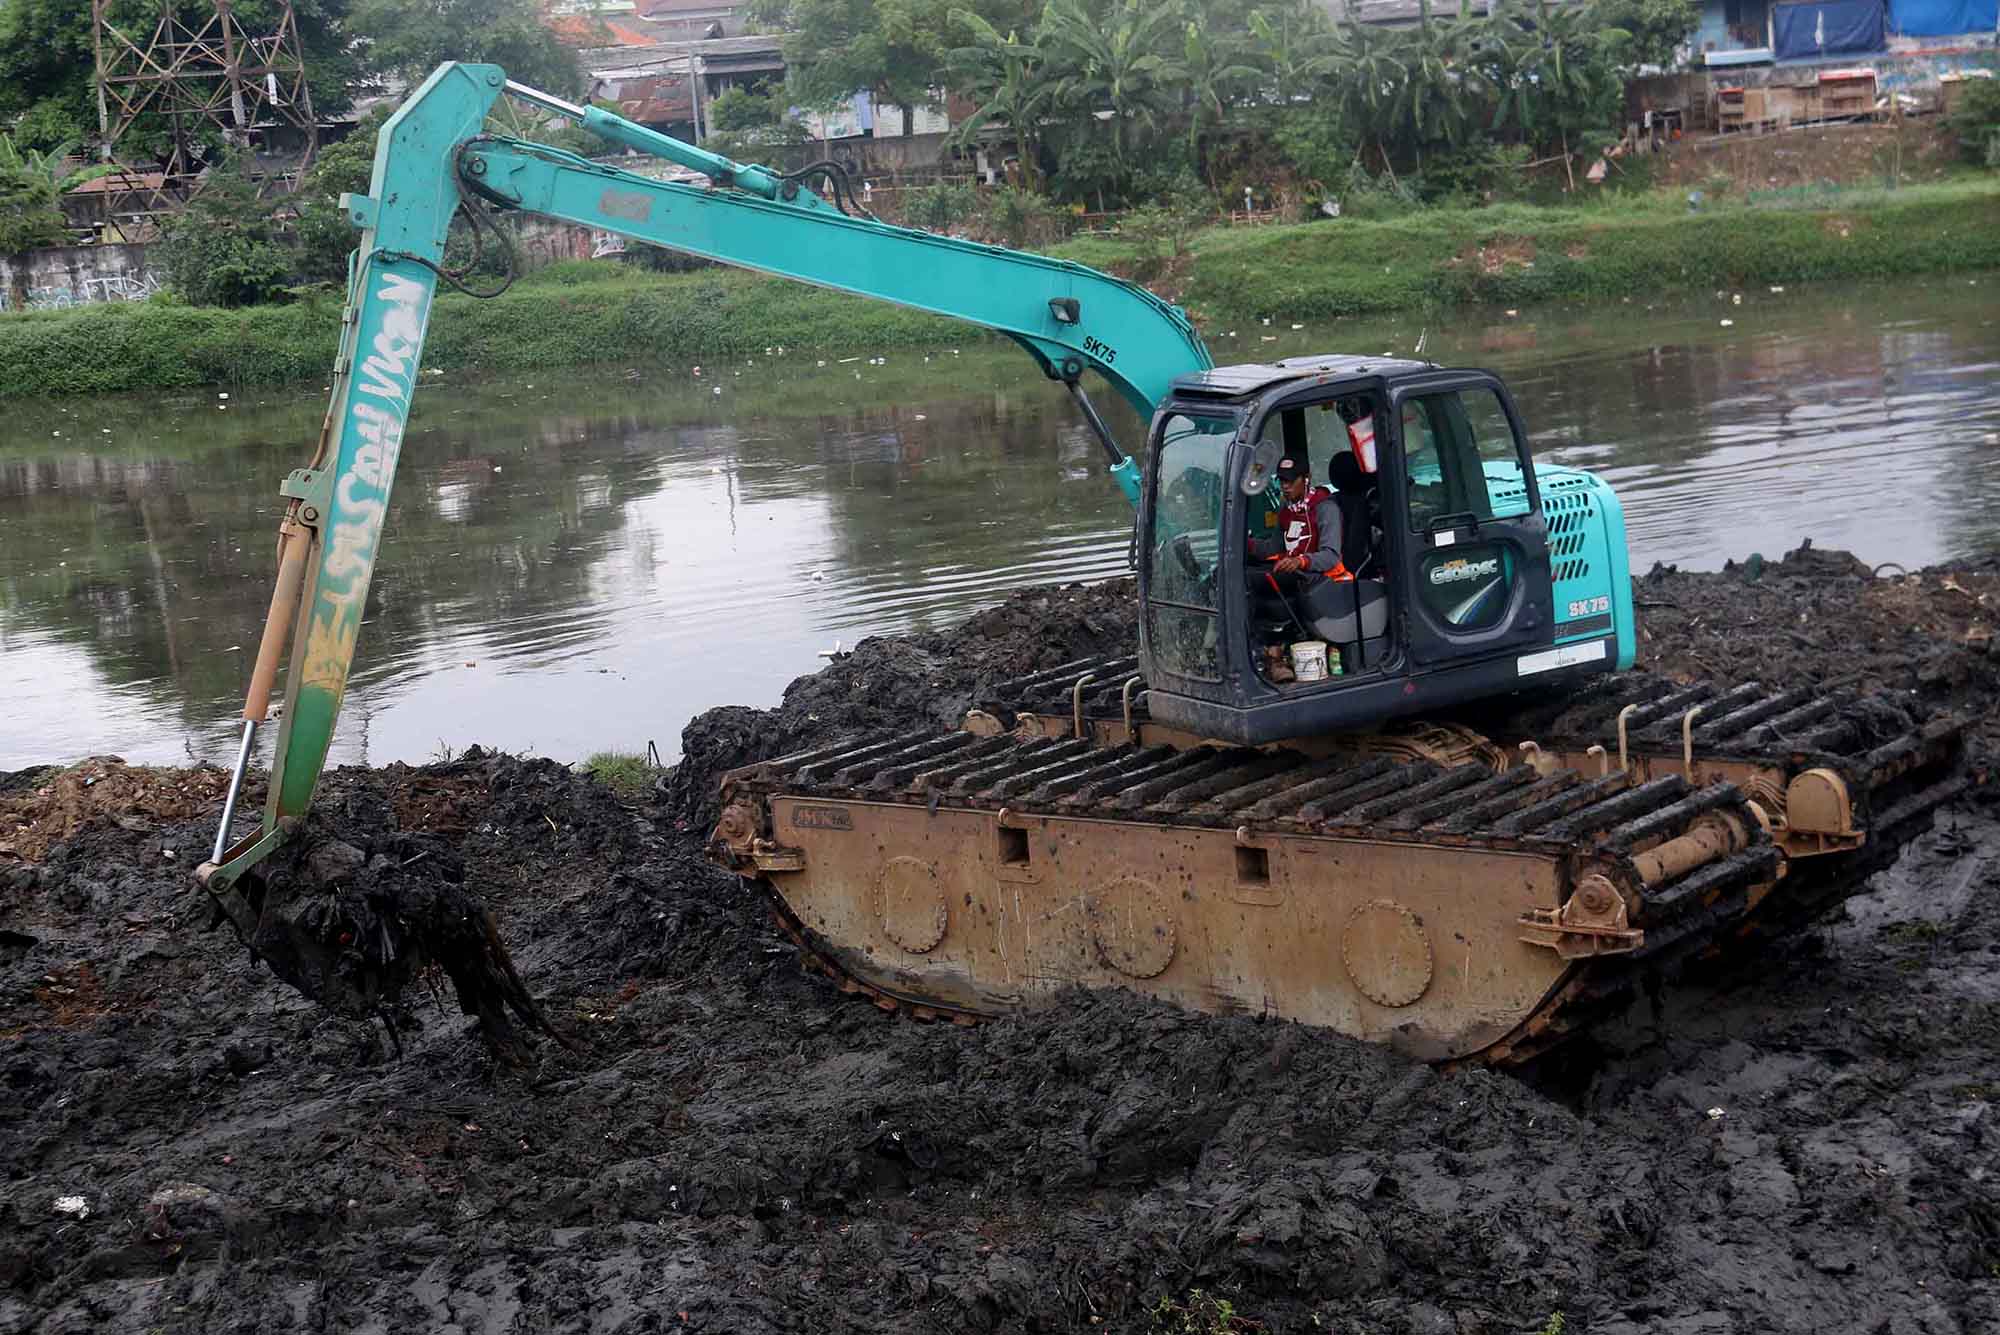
[1276,455,1309,482]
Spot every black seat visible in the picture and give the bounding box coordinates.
[1319,451,1389,673]
[1327,452,1379,578]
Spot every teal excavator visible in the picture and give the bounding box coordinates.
[199,63,1965,1063]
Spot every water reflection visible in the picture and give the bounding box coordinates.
[1,274,1995,769]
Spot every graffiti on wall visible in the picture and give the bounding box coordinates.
[0,269,163,311]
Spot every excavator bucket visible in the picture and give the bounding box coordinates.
[203,822,566,1061]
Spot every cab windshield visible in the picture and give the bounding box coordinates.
[1145,410,1235,680]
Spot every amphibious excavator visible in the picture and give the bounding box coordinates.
[197,63,1966,1063]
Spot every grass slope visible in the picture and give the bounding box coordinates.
[3,178,1995,398]
[1155,179,2000,321]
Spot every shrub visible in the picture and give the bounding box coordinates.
[1119,196,1209,280]
[707,83,781,132]
[903,181,978,233]
[1945,76,2000,167]
[1272,113,1356,198]
[1329,161,1421,220]
[155,154,294,307]
[0,157,66,258]
[292,112,388,285]
[1417,141,1536,205]
[981,187,1066,248]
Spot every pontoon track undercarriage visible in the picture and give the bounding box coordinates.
[709,678,1965,1064]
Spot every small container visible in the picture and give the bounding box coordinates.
[1289,640,1329,682]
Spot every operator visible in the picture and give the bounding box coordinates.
[1249,454,1349,598]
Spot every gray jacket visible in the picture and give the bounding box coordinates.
[1249,493,1344,574]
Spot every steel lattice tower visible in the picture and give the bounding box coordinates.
[91,0,319,212]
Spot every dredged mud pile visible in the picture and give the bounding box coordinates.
[3,549,1999,1334]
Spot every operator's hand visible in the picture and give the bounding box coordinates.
[1271,554,1307,575]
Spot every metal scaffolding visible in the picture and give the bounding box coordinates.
[91,0,319,223]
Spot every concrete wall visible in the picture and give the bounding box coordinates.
[815,131,953,178]
[0,243,161,312]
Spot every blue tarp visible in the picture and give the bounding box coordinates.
[1772,0,1887,57]
[1890,0,1998,35]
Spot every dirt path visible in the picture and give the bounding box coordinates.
[3,549,1997,1334]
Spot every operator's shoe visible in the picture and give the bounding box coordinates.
[1262,645,1296,683]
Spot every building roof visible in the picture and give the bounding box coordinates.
[581,34,783,65]
[1335,0,1583,22]
[66,169,169,197]
[640,0,742,14]
[580,34,786,80]
[551,15,660,45]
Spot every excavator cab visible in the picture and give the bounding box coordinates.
[1137,356,1632,745]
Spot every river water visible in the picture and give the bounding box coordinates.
[2,274,1995,771]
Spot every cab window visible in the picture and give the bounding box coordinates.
[1145,412,1233,680]
[1401,387,1531,531]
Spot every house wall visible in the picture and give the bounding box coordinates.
[1721,40,1997,94]
[1697,0,1774,54]
[1629,41,1997,126]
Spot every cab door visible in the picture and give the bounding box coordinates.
[1384,374,1554,666]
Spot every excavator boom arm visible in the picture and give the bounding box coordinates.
[198,62,1212,901]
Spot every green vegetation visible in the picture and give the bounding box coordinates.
[155,152,298,308]
[752,0,1701,211]
[346,0,582,95]
[582,752,656,800]
[1132,178,2000,319]
[1151,1288,1255,1333]
[0,135,113,310]
[1947,77,2000,168]
[3,176,1995,398]
[0,0,579,160]
[0,263,956,398]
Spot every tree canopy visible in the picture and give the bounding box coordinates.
[347,0,582,96]
[0,0,358,157]
[760,0,1692,206]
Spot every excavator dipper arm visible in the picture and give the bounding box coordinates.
[198,62,1211,914]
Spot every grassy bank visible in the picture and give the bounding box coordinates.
[0,267,963,399]
[1155,177,2000,320]
[3,177,1995,398]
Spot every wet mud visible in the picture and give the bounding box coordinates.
[4,549,1999,1334]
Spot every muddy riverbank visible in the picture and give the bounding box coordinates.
[4,547,1998,1333]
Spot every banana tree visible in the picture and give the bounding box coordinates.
[1180,20,1263,188]
[1248,3,1341,104]
[1382,0,1499,165]
[1038,0,1186,161]
[0,136,112,311]
[946,10,1056,190]
[1489,0,1624,159]
[1327,8,1409,173]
